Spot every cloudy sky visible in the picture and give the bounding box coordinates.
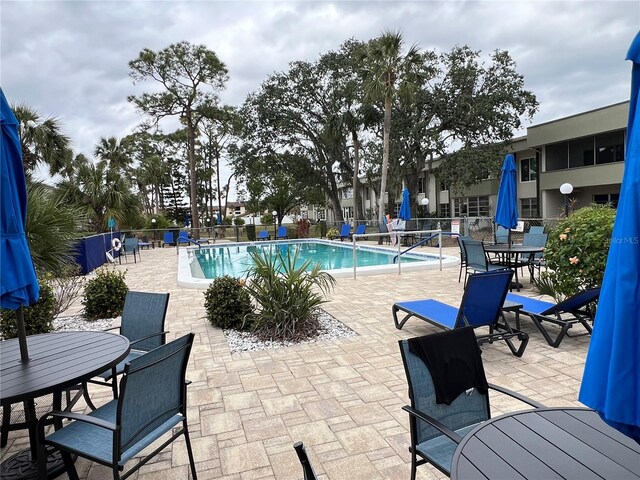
[2,0,639,197]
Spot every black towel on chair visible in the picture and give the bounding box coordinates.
[407,327,488,405]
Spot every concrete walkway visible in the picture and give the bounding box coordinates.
[1,243,591,479]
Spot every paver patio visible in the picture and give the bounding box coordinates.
[1,243,592,479]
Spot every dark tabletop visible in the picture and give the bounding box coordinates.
[451,408,640,480]
[483,244,544,254]
[1,331,130,404]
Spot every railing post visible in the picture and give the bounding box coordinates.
[353,235,357,279]
[439,229,443,271]
[398,234,402,275]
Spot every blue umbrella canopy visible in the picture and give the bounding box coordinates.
[398,187,412,221]
[495,154,518,230]
[1,89,40,361]
[217,212,222,225]
[579,31,640,443]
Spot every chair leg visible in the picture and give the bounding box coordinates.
[62,451,80,480]
[183,424,198,480]
[1,402,10,447]
[82,382,98,411]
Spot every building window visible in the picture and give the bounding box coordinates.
[393,203,400,216]
[520,157,537,182]
[418,177,425,194]
[569,136,595,168]
[596,130,625,164]
[439,203,450,218]
[546,142,568,171]
[440,181,449,192]
[454,196,489,217]
[317,209,326,220]
[341,188,353,199]
[593,193,619,208]
[520,198,538,218]
[342,206,353,220]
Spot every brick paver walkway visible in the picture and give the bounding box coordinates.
[1,243,591,479]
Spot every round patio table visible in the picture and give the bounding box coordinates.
[451,407,640,479]
[1,331,130,479]
[483,244,544,290]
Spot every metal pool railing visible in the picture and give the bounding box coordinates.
[351,229,443,279]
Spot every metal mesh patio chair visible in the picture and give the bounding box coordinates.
[518,232,548,281]
[122,237,140,263]
[455,235,472,283]
[38,333,197,480]
[293,441,318,480]
[83,291,169,409]
[460,238,507,286]
[398,328,544,478]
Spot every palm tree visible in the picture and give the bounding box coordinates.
[13,104,70,175]
[361,31,424,225]
[56,161,142,233]
[94,136,131,172]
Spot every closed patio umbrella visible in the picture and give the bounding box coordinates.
[495,154,518,243]
[579,31,640,443]
[398,187,411,221]
[0,88,40,362]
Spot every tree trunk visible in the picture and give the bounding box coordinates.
[351,129,363,222]
[378,94,392,226]
[216,153,223,224]
[186,115,200,238]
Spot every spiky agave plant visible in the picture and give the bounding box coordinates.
[244,246,336,341]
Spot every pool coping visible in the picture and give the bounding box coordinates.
[177,239,459,289]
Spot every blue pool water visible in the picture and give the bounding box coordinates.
[192,241,429,279]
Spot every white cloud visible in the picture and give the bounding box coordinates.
[2,0,638,197]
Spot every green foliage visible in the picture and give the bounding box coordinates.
[203,276,253,329]
[261,213,274,225]
[233,216,246,226]
[319,220,328,238]
[222,216,233,225]
[44,265,84,318]
[246,224,256,241]
[1,279,56,339]
[326,228,339,240]
[536,205,615,299]
[296,219,311,238]
[82,268,128,320]
[26,182,83,275]
[147,214,173,229]
[244,247,336,340]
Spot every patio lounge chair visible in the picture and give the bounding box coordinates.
[398,328,544,478]
[275,226,288,239]
[256,230,270,241]
[349,224,367,240]
[505,287,600,347]
[39,334,197,480]
[162,231,174,247]
[83,291,170,408]
[293,442,319,480]
[392,270,529,357]
[339,224,351,241]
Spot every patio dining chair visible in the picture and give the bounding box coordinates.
[518,232,548,281]
[83,291,169,409]
[38,334,197,480]
[528,225,545,235]
[460,238,508,286]
[122,237,140,263]
[399,328,544,478]
[455,235,472,283]
[293,441,319,480]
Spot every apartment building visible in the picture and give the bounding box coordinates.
[321,100,628,223]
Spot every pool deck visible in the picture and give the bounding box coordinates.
[1,241,592,479]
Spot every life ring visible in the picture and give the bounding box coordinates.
[112,238,122,251]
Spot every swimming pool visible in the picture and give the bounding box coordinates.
[178,239,459,288]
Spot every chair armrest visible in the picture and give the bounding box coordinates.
[130,331,169,347]
[103,326,121,333]
[488,383,545,409]
[402,405,463,443]
[38,410,117,443]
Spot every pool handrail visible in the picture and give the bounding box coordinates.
[351,228,443,279]
[393,231,460,263]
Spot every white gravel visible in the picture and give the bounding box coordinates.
[53,315,118,332]
[224,309,357,354]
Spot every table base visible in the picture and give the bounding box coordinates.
[1,446,69,480]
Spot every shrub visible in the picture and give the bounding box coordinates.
[246,224,256,241]
[244,247,336,340]
[1,279,56,339]
[233,216,246,226]
[261,212,274,225]
[296,219,311,239]
[319,220,327,238]
[45,264,84,318]
[204,276,253,329]
[536,204,615,299]
[326,227,339,240]
[82,268,128,320]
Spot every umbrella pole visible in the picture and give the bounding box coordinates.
[17,305,30,362]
